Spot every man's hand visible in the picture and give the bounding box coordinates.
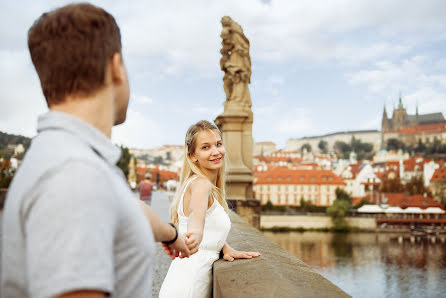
[161,233,190,260]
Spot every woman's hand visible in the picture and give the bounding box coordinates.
[222,244,261,262]
[161,233,190,260]
[185,231,203,255]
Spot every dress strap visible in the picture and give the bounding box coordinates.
[178,175,199,217]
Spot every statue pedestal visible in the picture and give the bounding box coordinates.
[215,108,259,228]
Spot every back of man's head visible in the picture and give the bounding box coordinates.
[28,3,121,107]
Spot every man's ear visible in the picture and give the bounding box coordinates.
[110,52,124,84]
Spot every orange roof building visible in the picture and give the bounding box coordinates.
[254,167,345,206]
[380,193,444,209]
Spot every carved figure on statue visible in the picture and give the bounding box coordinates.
[220,16,252,107]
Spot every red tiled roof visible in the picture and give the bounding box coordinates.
[397,122,446,134]
[256,141,276,145]
[381,193,444,209]
[136,166,178,183]
[254,156,302,163]
[431,168,446,183]
[254,167,345,185]
[402,159,424,172]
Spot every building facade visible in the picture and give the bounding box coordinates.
[254,167,345,206]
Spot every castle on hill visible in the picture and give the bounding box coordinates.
[382,95,445,132]
[381,95,446,147]
[285,95,446,153]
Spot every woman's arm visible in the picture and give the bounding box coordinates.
[221,242,261,262]
[184,177,212,254]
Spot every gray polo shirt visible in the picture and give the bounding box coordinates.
[1,111,154,298]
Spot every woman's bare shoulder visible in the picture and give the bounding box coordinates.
[189,176,212,192]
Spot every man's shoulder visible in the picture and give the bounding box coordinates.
[8,133,114,203]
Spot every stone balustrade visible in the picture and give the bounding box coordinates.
[213,211,350,298]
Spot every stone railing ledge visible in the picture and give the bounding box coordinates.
[213,211,350,298]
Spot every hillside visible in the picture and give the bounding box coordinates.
[0,131,31,151]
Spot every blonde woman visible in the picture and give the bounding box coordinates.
[159,120,260,298]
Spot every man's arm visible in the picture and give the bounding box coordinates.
[138,201,190,258]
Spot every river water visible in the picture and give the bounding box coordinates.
[263,231,446,298]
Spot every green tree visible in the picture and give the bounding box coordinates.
[380,176,404,193]
[0,148,14,160]
[335,188,352,203]
[405,175,432,196]
[265,200,273,210]
[386,138,406,151]
[334,141,351,159]
[117,145,131,178]
[153,156,165,165]
[327,187,352,231]
[414,139,427,154]
[166,151,172,161]
[318,140,328,154]
[0,159,15,188]
[301,143,312,153]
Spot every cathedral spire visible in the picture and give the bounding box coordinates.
[382,104,388,119]
[398,91,404,109]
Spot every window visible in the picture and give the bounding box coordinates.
[300,176,305,181]
[286,176,291,181]
[267,177,272,181]
[278,176,282,181]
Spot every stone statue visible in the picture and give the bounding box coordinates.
[220,16,252,107]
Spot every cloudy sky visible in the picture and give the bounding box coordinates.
[1,0,446,149]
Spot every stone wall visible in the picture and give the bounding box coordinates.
[261,215,377,230]
[285,130,381,153]
[213,211,350,298]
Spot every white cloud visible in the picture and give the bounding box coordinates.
[347,55,446,117]
[112,108,162,149]
[2,0,446,150]
[0,49,47,137]
[131,94,153,104]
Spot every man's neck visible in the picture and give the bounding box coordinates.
[50,89,114,137]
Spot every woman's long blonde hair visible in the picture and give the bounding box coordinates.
[170,120,228,225]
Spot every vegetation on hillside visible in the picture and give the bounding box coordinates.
[334,137,374,160]
[386,138,446,157]
[0,131,31,160]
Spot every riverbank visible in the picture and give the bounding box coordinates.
[261,214,446,233]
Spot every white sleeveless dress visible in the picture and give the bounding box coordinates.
[159,176,231,298]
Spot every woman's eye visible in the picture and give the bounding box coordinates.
[202,146,209,150]
[217,142,222,147]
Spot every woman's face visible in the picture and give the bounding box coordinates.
[190,129,225,172]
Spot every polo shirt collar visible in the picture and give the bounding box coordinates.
[37,111,122,165]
